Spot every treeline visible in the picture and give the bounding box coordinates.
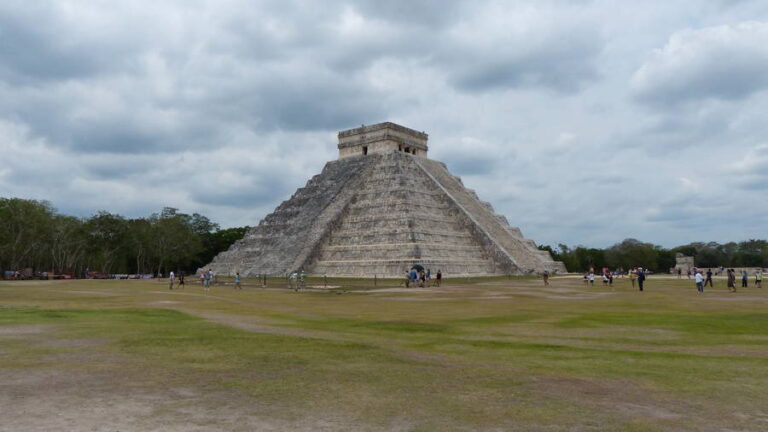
[540,238,768,272]
[0,198,248,276]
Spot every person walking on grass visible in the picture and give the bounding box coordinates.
[637,268,646,292]
[178,271,185,289]
[695,270,704,293]
[169,271,175,290]
[588,271,595,286]
[203,269,212,292]
[741,270,748,288]
[756,270,763,288]
[436,269,442,287]
[234,272,242,290]
[542,270,550,286]
[705,268,714,288]
[726,268,735,292]
[727,268,737,293]
[629,268,637,289]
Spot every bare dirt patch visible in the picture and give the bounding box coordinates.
[0,324,53,336]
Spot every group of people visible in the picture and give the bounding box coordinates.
[693,268,763,293]
[404,268,441,288]
[288,270,306,291]
[582,267,647,291]
[167,270,186,290]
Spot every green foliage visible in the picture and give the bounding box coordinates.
[542,238,767,273]
[0,198,248,275]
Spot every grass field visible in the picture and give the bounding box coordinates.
[1,275,767,431]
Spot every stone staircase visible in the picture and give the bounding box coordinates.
[306,152,499,276]
[414,157,566,274]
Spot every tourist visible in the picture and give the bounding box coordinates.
[542,270,550,286]
[602,272,609,286]
[300,270,306,289]
[419,270,426,287]
[178,271,185,289]
[677,268,682,279]
[290,272,298,291]
[436,269,442,287]
[583,272,589,285]
[629,268,637,289]
[426,268,432,286]
[235,272,242,290]
[588,271,595,286]
[404,270,410,288]
[169,271,175,290]
[609,271,614,286]
[727,269,736,293]
[203,269,212,291]
[410,268,418,286]
[687,269,692,279]
[695,270,704,293]
[755,270,763,288]
[705,269,714,287]
[741,270,748,288]
[199,271,205,286]
[637,267,646,291]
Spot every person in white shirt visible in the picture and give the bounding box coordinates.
[694,271,704,293]
[169,271,175,290]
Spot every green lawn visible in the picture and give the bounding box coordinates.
[1,276,767,431]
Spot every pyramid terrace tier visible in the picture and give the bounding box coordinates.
[311,259,498,277]
[317,243,490,261]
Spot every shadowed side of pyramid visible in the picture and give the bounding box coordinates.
[204,122,566,277]
[205,155,376,276]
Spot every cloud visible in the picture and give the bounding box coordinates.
[440,4,603,93]
[631,21,768,105]
[728,143,768,190]
[1,0,768,250]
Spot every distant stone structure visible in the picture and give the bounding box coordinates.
[674,253,695,272]
[206,122,566,277]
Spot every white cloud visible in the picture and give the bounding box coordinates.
[631,21,768,105]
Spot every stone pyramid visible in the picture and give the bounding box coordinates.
[206,122,566,277]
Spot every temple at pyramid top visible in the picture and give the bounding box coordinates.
[338,122,429,159]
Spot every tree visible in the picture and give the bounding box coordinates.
[83,212,128,274]
[0,198,55,270]
[149,208,203,275]
[49,215,86,274]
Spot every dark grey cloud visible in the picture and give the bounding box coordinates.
[447,30,602,93]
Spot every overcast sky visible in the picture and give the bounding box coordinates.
[2,0,767,248]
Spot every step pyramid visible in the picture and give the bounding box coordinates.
[206,122,566,277]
